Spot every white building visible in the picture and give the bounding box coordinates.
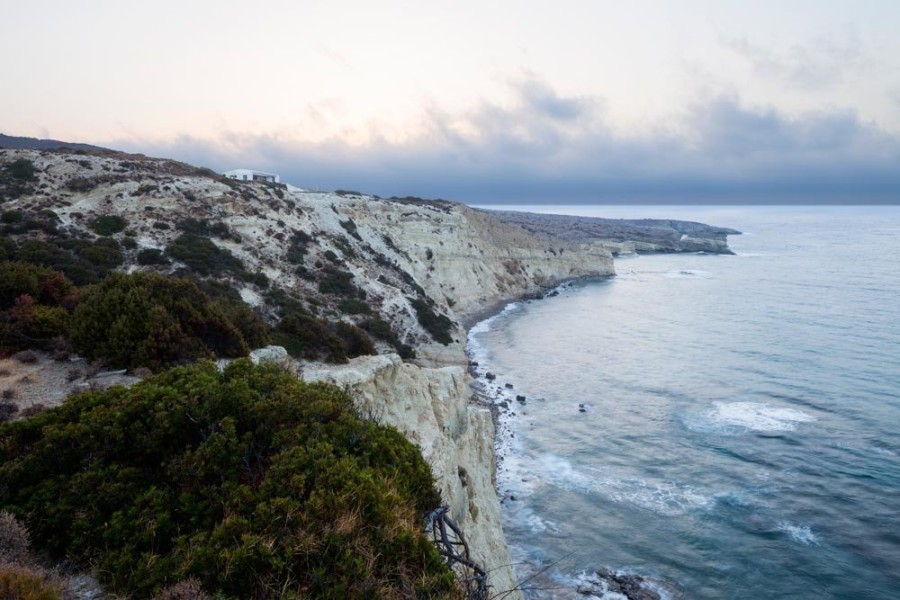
[223,169,280,184]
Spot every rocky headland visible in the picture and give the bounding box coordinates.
[0,143,738,598]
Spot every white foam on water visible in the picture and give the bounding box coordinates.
[534,455,713,517]
[703,402,816,432]
[777,522,820,546]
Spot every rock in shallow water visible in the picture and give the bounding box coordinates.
[577,568,661,600]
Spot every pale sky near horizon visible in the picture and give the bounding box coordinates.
[3,1,900,202]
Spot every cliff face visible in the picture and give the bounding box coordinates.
[303,356,519,596]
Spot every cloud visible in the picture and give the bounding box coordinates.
[111,77,900,204]
[724,31,869,90]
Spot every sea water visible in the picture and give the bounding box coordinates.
[468,206,900,599]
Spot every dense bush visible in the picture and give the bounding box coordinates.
[338,297,372,315]
[285,230,312,264]
[193,279,270,350]
[0,262,75,311]
[361,317,415,359]
[88,215,127,236]
[0,361,454,598]
[166,234,244,277]
[14,239,109,286]
[318,266,363,298]
[137,248,169,265]
[6,159,36,181]
[0,262,76,353]
[410,298,454,345]
[274,309,375,364]
[68,273,249,371]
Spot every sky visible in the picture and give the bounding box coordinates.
[3,0,900,203]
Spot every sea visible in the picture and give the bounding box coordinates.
[467,205,900,600]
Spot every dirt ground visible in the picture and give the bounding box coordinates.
[0,351,141,420]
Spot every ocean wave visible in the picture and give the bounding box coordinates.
[694,402,817,433]
[777,522,820,546]
[535,456,714,517]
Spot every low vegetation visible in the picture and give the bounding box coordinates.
[88,215,127,236]
[68,273,249,371]
[410,297,455,345]
[0,361,455,598]
[0,261,76,354]
[273,308,375,364]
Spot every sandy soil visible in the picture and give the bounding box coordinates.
[0,352,141,420]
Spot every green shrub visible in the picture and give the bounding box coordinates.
[274,312,347,363]
[88,215,127,236]
[77,241,123,270]
[334,322,376,358]
[0,361,453,598]
[285,230,312,263]
[1,300,70,352]
[361,317,416,359]
[274,310,375,364]
[0,263,77,353]
[318,267,362,298]
[410,298,454,345]
[0,238,14,261]
[338,297,372,315]
[175,218,231,239]
[6,159,36,181]
[137,248,169,266]
[68,272,248,371]
[166,234,244,277]
[189,280,269,348]
[339,218,362,241]
[175,218,208,235]
[1,210,23,224]
[0,262,72,310]
[14,240,95,285]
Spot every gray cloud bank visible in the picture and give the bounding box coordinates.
[115,79,900,204]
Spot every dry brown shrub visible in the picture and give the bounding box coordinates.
[0,511,30,564]
[152,578,210,600]
[0,563,63,600]
[12,350,38,364]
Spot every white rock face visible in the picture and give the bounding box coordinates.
[249,345,289,365]
[304,355,521,598]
